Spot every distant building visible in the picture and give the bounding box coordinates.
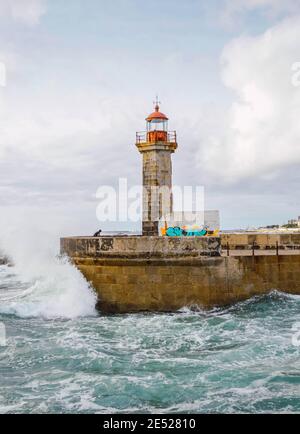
[286,217,300,228]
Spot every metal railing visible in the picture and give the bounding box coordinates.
[136,131,177,144]
[222,241,300,257]
[136,131,147,143]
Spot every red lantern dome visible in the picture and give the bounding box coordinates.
[146,103,169,122]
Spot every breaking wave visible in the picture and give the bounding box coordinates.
[0,222,96,319]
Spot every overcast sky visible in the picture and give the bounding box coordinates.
[0,0,300,235]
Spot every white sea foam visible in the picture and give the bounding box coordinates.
[0,215,97,319]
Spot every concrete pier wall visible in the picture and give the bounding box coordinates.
[61,236,222,259]
[61,236,300,313]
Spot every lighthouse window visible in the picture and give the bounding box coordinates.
[148,120,168,131]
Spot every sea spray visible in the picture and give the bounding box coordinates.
[0,217,97,319]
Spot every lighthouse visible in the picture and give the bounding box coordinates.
[136,100,178,236]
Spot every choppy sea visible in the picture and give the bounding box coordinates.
[0,250,299,414]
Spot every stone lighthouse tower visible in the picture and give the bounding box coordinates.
[136,100,178,236]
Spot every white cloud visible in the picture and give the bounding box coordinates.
[0,1,299,229]
[0,0,46,26]
[197,15,300,184]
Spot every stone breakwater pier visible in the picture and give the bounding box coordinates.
[61,234,300,313]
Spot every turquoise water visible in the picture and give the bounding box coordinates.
[0,264,299,414]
